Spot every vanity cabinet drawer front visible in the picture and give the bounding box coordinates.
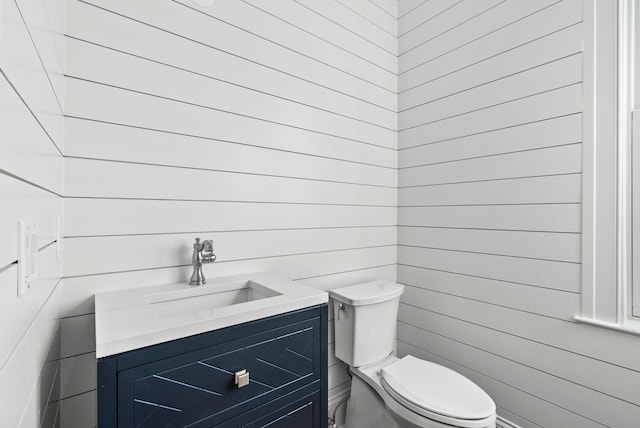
[218,387,321,428]
[117,317,321,427]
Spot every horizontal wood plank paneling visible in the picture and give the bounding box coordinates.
[0,0,64,152]
[296,0,396,55]
[399,0,504,54]
[65,157,396,206]
[185,0,397,90]
[0,0,64,426]
[400,83,583,149]
[400,0,561,73]
[328,361,351,391]
[73,0,396,110]
[65,118,396,188]
[64,227,396,277]
[39,0,66,78]
[60,314,95,359]
[398,246,580,292]
[60,352,95,400]
[399,113,582,167]
[400,0,582,90]
[65,78,396,167]
[399,144,582,187]
[0,72,64,195]
[398,226,580,262]
[242,0,397,74]
[0,283,62,428]
[399,0,428,19]
[399,174,582,206]
[19,338,60,428]
[400,53,582,130]
[369,0,398,19]
[398,266,579,320]
[335,0,397,37]
[66,37,396,148]
[65,199,396,237]
[14,0,65,108]
[398,204,581,232]
[397,284,640,373]
[400,23,583,111]
[398,0,463,39]
[65,0,395,129]
[0,244,62,369]
[59,391,95,428]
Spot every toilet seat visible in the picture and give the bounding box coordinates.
[379,356,495,427]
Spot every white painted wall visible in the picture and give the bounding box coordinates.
[59,0,398,426]
[0,0,66,427]
[397,1,640,427]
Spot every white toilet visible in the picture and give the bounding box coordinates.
[330,280,496,428]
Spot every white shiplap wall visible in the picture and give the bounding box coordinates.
[59,0,397,426]
[0,0,65,427]
[398,1,640,427]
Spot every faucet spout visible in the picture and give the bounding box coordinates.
[189,237,216,286]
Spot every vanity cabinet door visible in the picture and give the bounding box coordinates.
[117,317,321,427]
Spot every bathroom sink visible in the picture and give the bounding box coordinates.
[94,272,328,358]
[148,279,281,319]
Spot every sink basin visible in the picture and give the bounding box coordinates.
[94,272,328,358]
[148,280,281,319]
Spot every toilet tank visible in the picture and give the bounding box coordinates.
[329,280,404,367]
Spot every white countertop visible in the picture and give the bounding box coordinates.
[94,272,328,358]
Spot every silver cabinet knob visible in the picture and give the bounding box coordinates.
[235,369,249,388]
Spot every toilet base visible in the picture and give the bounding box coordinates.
[347,375,407,428]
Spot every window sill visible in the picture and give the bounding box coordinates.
[574,316,640,336]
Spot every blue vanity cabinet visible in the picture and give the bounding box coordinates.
[97,304,328,427]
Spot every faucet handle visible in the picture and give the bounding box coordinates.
[201,240,216,264]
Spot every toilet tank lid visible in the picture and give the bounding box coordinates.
[329,280,404,306]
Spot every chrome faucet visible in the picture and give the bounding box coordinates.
[189,238,216,286]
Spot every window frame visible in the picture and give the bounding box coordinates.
[620,0,639,323]
[577,0,640,334]
[627,0,640,319]
[632,109,639,319]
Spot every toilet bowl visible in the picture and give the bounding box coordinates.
[330,280,496,428]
